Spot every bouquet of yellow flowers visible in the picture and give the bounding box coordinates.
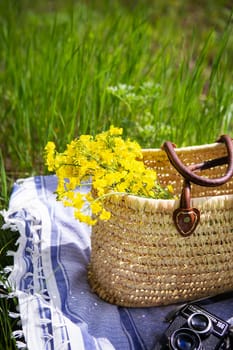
[44,126,173,225]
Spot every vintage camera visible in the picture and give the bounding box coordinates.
[154,304,229,350]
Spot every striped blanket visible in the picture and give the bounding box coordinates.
[2,176,233,349]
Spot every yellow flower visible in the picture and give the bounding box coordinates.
[44,125,174,225]
[90,201,103,214]
[109,125,123,136]
[116,181,128,193]
[74,211,97,226]
[92,177,108,192]
[99,209,111,221]
[167,184,174,193]
[44,141,56,171]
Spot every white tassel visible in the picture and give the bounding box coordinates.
[3,266,13,274]
[8,311,20,318]
[15,340,27,349]
[12,329,24,338]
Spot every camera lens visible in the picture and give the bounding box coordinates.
[188,313,212,336]
[170,328,201,350]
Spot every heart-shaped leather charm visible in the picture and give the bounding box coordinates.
[173,207,200,236]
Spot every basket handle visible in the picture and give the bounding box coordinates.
[162,135,233,236]
[163,134,233,187]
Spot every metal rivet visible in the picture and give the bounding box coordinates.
[184,216,191,223]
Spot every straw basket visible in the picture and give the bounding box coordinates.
[88,135,233,307]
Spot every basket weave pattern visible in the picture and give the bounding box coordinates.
[88,142,233,307]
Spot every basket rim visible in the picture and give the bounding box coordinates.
[105,192,233,211]
[142,140,227,154]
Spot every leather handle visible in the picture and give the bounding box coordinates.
[163,135,233,187]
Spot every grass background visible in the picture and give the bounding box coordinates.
[0,0,232,348]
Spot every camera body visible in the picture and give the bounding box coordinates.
[154,304,229,350]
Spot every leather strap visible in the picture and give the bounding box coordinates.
[173,180,200,236]
[162,135,233,236]
[163,135,233,187]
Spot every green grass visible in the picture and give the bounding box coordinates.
[0,0,232,175]
[0,0,232,348]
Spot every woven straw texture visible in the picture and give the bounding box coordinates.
[88,141,233,307]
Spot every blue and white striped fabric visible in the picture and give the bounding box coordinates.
[2,176,233,350]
